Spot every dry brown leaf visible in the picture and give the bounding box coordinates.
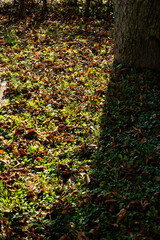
[0,159,9,166]
[77,231,89,240]
[117,208,126,221]
[105,199,117,204]
[12,168,29,173]
[59,234,67,240]
[155,176,160,182]
[107,221,119,227]
[112,192,120,198]
[140,138,148,144]
[18,148,27,156]
[34,166,46,171]
[141,200,149,210]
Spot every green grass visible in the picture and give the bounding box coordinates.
[0,1,160,239]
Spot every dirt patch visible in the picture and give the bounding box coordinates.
[0,77,8,106]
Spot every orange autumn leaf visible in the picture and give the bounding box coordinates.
[0,150,5,154]
[80,165,88,171]
[28,129,35,133]
[69,137,74,142]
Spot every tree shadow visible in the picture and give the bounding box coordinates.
[1,1,160,238]
[85,67,160,239]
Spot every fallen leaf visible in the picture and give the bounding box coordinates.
[59,235,67,240]
[112,192,120,198]
[23,129,37,139]
[117,208,126,221]
[141,200,149,210]
[107,221,118,227]
[77,231,89,240]
[18,148,27,156]
[12,168,29,173]
[86,174,90,184]
[105,199,117,204]
[140,138,147,144]
[5,223,11,238]
[80,165,88,171]
[155,176,160,182]
[34,166,46,171]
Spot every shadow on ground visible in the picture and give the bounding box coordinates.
[0,1,160,239]
[86,68,160,239]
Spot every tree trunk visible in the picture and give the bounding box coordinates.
[19,0,25,17]
[85,0,90,17]
[114,0,160,70]
[43,0,47,14]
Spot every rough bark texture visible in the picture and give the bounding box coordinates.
[43,0,48,14]
[114,0,160,69]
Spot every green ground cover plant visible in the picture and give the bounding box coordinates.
[0,1,160,239]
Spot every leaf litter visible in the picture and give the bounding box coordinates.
[0,1,113,239]
[0,1,160,240]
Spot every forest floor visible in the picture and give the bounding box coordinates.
[0,76,8,106]
[0,1,160,240]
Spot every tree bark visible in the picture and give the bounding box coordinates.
[43,0,47,14]
[85,0,90,17]
[19,0,25,17]
[114,0,160,70]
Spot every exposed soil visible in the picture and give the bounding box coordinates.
[0,74,8,106]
